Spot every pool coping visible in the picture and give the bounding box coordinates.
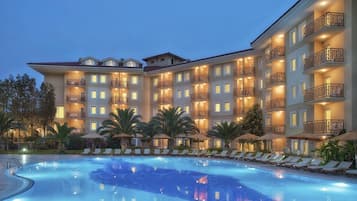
[0,171,35,201]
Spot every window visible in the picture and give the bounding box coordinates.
[224,64,231,75]
[132,107,137,114]
[153,93,158,101]
[99,107,106,115]
[177,90,182,98]
[91,106,97,114]
[184,106,190,114]
[215,103,221,112]
[301,82,306,94]
[291,59,297,72]
[99,75,106,83]
[100,91,106,99]
[90,122,97,131]
[177,73,182,82]
[91,75,97,83]
[91,91,97,99]
[153,78,158,86]
[215,85,221,94]
[184,89,190,97]
[55,106,64,118]
[224,102,230,112]
[184,72,190,81]
[126,61,137,67]
[215,66,221,77]
[301,53,306,66]
[290,112,297,128]
[260,79,264,89]
[224,84,231,93]
[290,30,297,46]
[131,76,138,84]
[292,86,297,98]
[303,111,307,123]
[131,92,138,100]
[260,99,264,108]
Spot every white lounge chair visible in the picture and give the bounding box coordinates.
[189,150,199,156]
[245,152,262,161]
[197,150,207,157]
[322,161,352,173]
[114,148,121,155]
[292,158,312,168]
[134,148,141,155]
[171,149,179,155]
[81,148,90,155]
[215,150,229,158]
[307,160,339,171]
[233,152,246,160]
[206,150,218,157]
[103,148,112,155]
[123,148,132,155]
[178,149,188,155]
[93,148,101,155]
[153,149,161,155]
[143,148,151,155]
[259,153,279,162]
[269,155,285,164]
[280,156,301,167]
[161,149,170,155]
[346,169,357,176]
[255,153,271,162]
[228,150,238,158]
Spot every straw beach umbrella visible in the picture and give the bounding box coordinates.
[188,133,208,150]
[234,133,259,152]
[153,133,170,149]
[81,132,105,150]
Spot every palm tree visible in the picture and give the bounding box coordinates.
[153,107,198,148]
[47,122,74,152]
[208,121,243,148]
[97,108,141,136]
[136,119,161,147]
[0,111,14,150]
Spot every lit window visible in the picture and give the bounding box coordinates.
[224,84,230,93]
[291,59,297,72]
[91,75,97,83]
[224,64,231,75]
[126,61,137,67]
[132,107,137,114]
[100,107,106,115]
[153,78,158,86]
[290,112,297,127]
[301,82,306,94]
[224,102,230,112]
[90,122,97,131]
[55,106,64,118]
[290,30,297,46]
[260,80,264,89]
[153,93,158,101]
[184,72,190,81]
[260,99,264,108]
[131,92,138,100]
[215,66,221,76]
[177,73,182,82]
[185,106,190,114]
[100,91,106,99]
[292,86,297,98]
[91,106,97,114]
[215,103,221,112]
[131,76,138,85]
[301,53,306,66]
[184,89,190,97]
[303,111,307,123]
[215,85,221,94]
[99,75,106,83]
[177,90,182,98]
[91,91,97,99]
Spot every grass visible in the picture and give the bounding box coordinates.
[0,149,82,155]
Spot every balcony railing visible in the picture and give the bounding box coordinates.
[192,92,209,101]
[191,110,209,119]
[66,95,86,103]
[66,79,86,87]
[235,107,248,116]
[304,12,344,37]
[158,80,172,88]
[235,87,255,97]
[111,80,127,88]
[266,72,285,86]
[304,48,344,71]
[237,67,255,77]
[304,83,344,102]
[111,97,128,105]
[67,112,86,119]
[193,75,209,83]
[265,125,285,134]
[159,97,172,104]
[265,98,285,111]
[267,46,285,61]
[304,119,344,135]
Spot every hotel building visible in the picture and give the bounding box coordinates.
[29,0,357,155]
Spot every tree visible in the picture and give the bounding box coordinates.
[242,104,264,136]
[38,82,56,136]
[97,108,141,136]
[153,107,198,148]
[47,122,74,152]
[137,119,161,139]
[0,77,15,112]
[208,121,243,148]
[0,111,14,150]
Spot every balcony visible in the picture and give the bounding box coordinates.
[235,87,255,97]
[304,119,344,135]
[158,80,172,88]
[191,110,209,119]
[265,98,285,111]
[111,97,127,105]
[304,12,344,38]
[304,83,344,103]
[67,112,85,119]
[265,125,285,134]
[66,95,86,103]
[237,67,255,77]
[266,72,285,87]
[111,80,127,88]
[192,92,209,101]
[66,79,86,87]
[304,48,344,73]
[159,97,172,105]
[266,47,285,62]
[192,75,209,83]
[235,107,248,117]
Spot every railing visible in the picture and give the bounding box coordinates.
[235,107,248,116]
[191,110,209,119]
[265,125,285,134]
[265,98,285,110]
[159,97,172,104]
[304,83,344,102]
[111,97,128,104]
[268,46,285,61]
[66,95,86,103]
[304,119,344,135]
[192,75,209,83]
[266,72,285,86]
[237,67,255,77]
[66,79,86,87]
[0,158,22,169]
[192,92,209,101]
[111,80,127,88]
[235,87,255,97]
[158,80,172,88]
[304,48,344,71]
[67,112,86,119]
[304,12,344,37]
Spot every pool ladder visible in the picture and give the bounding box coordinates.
[1,158,22,169]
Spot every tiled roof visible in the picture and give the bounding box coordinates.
[142,52,186,61]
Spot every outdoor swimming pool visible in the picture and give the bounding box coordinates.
[5,156,357,201]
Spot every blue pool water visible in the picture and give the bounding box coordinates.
[6,157,357,201]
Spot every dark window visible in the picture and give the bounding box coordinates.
[161,58,165,61]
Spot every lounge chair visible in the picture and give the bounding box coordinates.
[206,150,218,157]
[228,150,238,158]
[306,160,339,171]
[245,152,262,161]
[189,150,199,156]
[269,155,286,164]
[292,158,312,168]
[93,148,101,155]
[197,150,207,157]
[346,169,357,176]
[255,153,271,162]
[274,156,298,165]
[123,148,132,155]
[134,148,141,155]
[280,156,301,167]
[322,161,352,173]
[178,149,189,155]
[153,149,161,155]
[103,148,112,155]
[81,148,90,155]
[143,148,151,155]
[171,149,179,155]
[162,149,170,155]
[238,152,253,160]
[259,153,279,162]
[233,152,246,160]
[215,150,229,158]
[114,148,121,155]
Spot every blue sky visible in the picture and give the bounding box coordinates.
[0,0,297,83]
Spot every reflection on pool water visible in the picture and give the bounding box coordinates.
[6,157,357,201]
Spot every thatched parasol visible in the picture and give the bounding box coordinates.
[258,133,285,140]
[81,133,105,139]
[188,133,208,141]
[113,133,132,138]
[333,131,357,141]
[153,133,171,139]
[234,133,259,141]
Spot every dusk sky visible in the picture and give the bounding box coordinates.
[0,0,297,84]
